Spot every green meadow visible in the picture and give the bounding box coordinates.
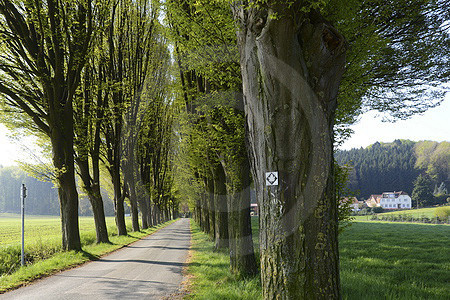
[378,207,438,218]
[186,219,450,299]
[353,206,448,222]
[0,213,118,247]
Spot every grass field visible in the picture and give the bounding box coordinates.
[378,207,438,218]
[0,213,119,247]
[0,214,176,292]
[353,207,445,221]
[186,219,450,299]
[340,222,449,299]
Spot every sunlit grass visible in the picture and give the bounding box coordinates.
[0,214,119,246]
[340,222,449,299]
[186,218,450,299]
[185,221,262,300]
[378,207,438,218]
[353,206,450,222]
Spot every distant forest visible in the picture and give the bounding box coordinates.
[335,140,449,200]
[0,166,117,216]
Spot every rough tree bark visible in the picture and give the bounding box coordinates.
[205,172,216,239]
[51,112,81,251]
[77,158,110,243]
[212,162,229,250]
[201,192,210,234]
[125,175,140,232]
[75,64,110,244]
[233,3,347,299]
[110,151,127,236]
[224,152,258,277]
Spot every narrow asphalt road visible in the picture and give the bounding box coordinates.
[1,218,191,300]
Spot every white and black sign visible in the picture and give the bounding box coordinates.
[265,172,278,186]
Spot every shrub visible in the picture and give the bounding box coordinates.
[0,245,21,275]
[404,214,413,222]
[420,216,430,223]
[434,206,450,223]
[372,207,384,213]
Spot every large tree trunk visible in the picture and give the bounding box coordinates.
[233,5,347,299]
[112,164,127,236]
[205,174,216,239]
[201,193,210,234]
[147,202,153,227]
[225,154,258,277]
[139,197,149,229]
[90,184,109,243]
[51,110,81,251]
[195,199,202,227]
[125,175,140,232]
[77,158,110,244]
[212,162,229,250]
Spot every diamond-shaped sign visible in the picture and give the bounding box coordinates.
[265,172,278,186]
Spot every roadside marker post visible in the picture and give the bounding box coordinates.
[21,183,27,266]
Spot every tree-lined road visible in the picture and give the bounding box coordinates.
[1,219,191,300]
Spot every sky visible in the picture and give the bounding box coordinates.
[0,94,449,166]
[340,93,450,150]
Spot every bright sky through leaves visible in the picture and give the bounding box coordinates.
[340,94,450,150]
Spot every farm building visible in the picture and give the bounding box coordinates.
[366,194,382,208]
[379,191,412,209]
[365,191,412,209]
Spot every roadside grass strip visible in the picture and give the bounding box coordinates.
[185,221,262,300]
[186,219,449,299]
[0,218,177,292]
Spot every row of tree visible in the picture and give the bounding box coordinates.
[0,0,177,249]
[169,0,448,298]
[335,140,449,201]
[167,0,259,276]
[0,0,448,298]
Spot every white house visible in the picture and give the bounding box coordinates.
[379,191,412,209]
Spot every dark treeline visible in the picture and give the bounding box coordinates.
[336,140,449,199]
[0,165,118,216]
[0,166,59,215]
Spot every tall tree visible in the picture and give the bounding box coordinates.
[233,3,346,298]
[74,60,110,244]
[412,174,434,208]
[0,0,100,250]
[120,0,158,232]
[232,0,448,298]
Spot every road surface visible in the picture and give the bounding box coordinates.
[1,218,191,300]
